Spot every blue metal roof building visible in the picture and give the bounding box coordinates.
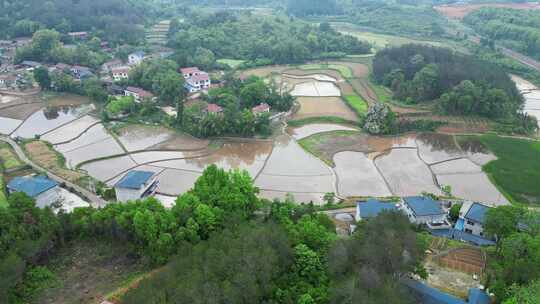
[464,203,489,224]
[403,196,445,216]
[403,278,466,304]
[7,176,58,198]
[115,170,154,189]
[356,199,398,220]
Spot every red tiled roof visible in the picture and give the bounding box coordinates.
[112,66,130,74]
[180,67,201,75]
[206,103,223,113]
[190,72,209,82]
[252,103,270,114]
[126,86,154,98]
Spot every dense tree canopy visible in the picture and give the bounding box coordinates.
[0,0,151,43]
[169,11,371,66]
[327,211,425,303]
[464,7,540,61]
[287,0,341,16]
[373,44,526,120]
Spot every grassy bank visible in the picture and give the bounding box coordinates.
[475,135,540,204]
[298,130,363,166]
[344,94,368,114]
[0,143,22,170]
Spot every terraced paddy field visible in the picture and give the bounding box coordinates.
[293,97,358,122]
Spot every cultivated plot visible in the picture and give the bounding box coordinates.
[416,133,465,165]
[294,97,358,122]
[81,155,137,182]
[291,81,341,97]
[115,125,176,152]
[0,116,22,134]
[41,115,100,144]
[375,148,441,196]
[333,151,392,197]
[13,104,94,139]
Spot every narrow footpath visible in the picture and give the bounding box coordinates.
[0,135,107,208]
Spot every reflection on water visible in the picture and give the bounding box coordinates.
[13,104,95,139]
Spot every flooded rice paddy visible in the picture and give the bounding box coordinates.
[41,115,99,144]
[294,97,358,122]
[1,67,511,206]
[290,81,341,97]
[0,116,22,134]
[334,151,392,197]
[375,148,442,196]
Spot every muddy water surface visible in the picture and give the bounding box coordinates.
[41,115,99,144]
[116,125,176,151]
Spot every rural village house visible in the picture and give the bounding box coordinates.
[252,103,271,115]
[180,67,211,93]
[402,196,449,228]
[7,175,60,208]
[206,103,223,114]
[125,86,155,102]
[114,170,158,202]
[355,198,398,221]
[455,202,491,237]
[111,66,130,81]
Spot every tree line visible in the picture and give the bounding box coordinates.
[168,11,371,67]
[373,44,538,133]
[0,164,429,303]
[464,7,540,61]
[0,0,152,44]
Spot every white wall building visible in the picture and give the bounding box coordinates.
[402,196,447,226]
[457,202,491,237]
[114,170,158,202]
[128,51,146,66]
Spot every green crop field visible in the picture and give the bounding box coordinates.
[477,135,540,205]
[344,94,368,114]
[0,144,22,170]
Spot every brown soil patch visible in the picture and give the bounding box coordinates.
[24,141,83,182]
[294,96,358,122]
[349,78,378,105]
[435,3,540,19]
[0,103,43,120]
[337,81,354,95]
[35,240,148,304]
[302,132,370,164]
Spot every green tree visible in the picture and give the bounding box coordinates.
[33,67,51,90]
[504,279,540,304]
[449,203,461,222]
[484,205,525,249]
